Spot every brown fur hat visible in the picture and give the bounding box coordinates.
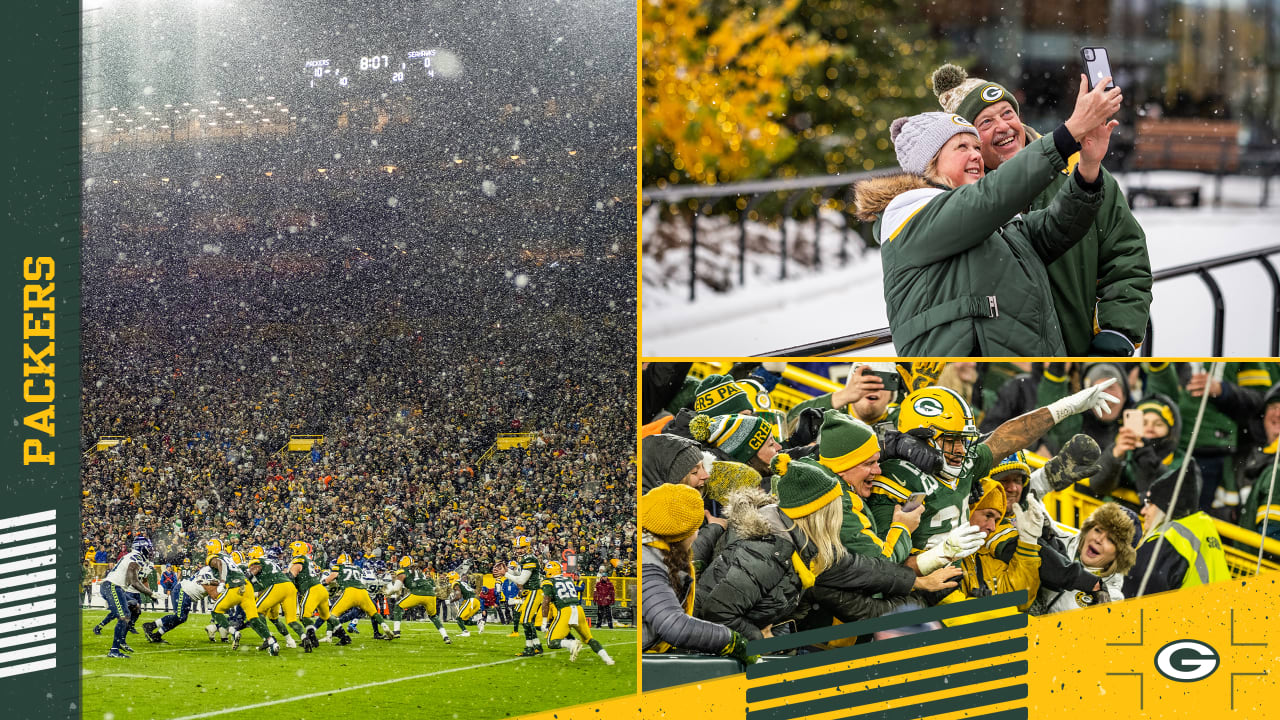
[1078,503,1140,576]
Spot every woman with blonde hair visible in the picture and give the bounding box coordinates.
[695,454,960,642]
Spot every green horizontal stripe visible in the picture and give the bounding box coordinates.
[747,635,1026,703]
[747,661,1027,720]
[747,590,1026,657]
[842,683,1026,720]
[746,611,1028,681]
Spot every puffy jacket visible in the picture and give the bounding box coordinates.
[856,131,1103,356]
[641,543,731,654]
[695,488,916,641]
[1021,126,1151,355]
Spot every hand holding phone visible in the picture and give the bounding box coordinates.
[902,492,927,513]
[1122,408,1143,437]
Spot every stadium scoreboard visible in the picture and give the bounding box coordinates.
[304,49,440,90]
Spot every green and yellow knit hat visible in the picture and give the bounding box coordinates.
[693,374,754,416]
[690,413,775,464]
[1137,399,1175,430]
[706,461,763,504]
[931,63,1020,124]
[817,413,880,474]
[989,451,1031,480]
[772,453,841,519]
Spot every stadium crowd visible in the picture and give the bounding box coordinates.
[641,361,1279,661]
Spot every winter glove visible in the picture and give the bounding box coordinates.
[916,524,986,574]
[787,407,826,449]
[721,630,759,665]
[1029,434,1103,496]
[1088,331,1136,357]
[1046,377,1119,422]
[881,428,944,475]
[1011,492,1046,544]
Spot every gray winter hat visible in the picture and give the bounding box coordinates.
[890,112,980,176]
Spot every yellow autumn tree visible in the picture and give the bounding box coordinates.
[643,0,832,187]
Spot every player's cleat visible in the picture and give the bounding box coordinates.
[569,641,582,662]
[532,646,544,656]
[257,639,272,652]
[348,623,360,634]
[506,631,521,637]
[128,624,140,635]
[231,630,241,650]
[285,636,297,649]
[142,622,162,643]
[391,631,401,639]
[119,642,134,653]
[443,635,451,645]
[603,655,615,666]
[456,631,471,637]
[268,640,280,657]
[477,619,485,633]
[518,647,537,657]
[107,648,129,659]
[306,626,319,648]
[92,624,103,636]
[303,638,313,654]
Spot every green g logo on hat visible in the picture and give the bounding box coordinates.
[950,115,974,127]
[913,396,945,417]
[1154,639,1220,682]
[981,84,1004,103]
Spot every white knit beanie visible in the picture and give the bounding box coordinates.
[889,112,980,176]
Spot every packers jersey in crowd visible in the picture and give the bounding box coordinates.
[867,443,996,552]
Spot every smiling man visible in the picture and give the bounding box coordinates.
[931,63,1152,357]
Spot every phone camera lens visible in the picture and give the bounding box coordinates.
[1084,49,1094,60]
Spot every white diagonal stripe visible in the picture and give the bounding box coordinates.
[0,584,55,605]
[0,540,56,561]
[0,599,56,620]
[0,554,55,577]
[0,614,55,636]
[0,570,56,590]
[0,628,54,649]
[0,526,56,546]
[0,510,55,531]
[0,641,55,664]
[0,657,55,679]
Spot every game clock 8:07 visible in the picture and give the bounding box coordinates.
[304,48,440,90]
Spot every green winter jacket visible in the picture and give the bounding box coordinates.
[859,132,1103,356]
[1022,127,1152,355]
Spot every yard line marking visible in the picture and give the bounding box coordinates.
[102,673,173,679]
[165,642,632,720]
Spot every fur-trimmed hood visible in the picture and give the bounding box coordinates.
[723,486,790,541]
[1075,502,1140,576]
[853,174,934,222]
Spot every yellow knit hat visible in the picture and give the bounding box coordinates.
[641,484,704,541]
[972,478,1007,518]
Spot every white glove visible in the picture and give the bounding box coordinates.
[1046,377,1119,422]
[916,524,986,574]
[1011,493,1046,544]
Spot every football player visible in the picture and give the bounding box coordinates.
[207,542,281,655]
[503,536,544,656]
[323,554,392,640]
[246,552,311,652]
[539,562,613,665]
[388,556,451,643]
[98,536,157,658]
[447,571,484,637]
[288,540,349,647]
[143,565,217,643]
[867,382,1119,578]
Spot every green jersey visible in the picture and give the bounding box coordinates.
[249,559,292,592]
[330,563,366,590]
[290,555,322,591]
[518,553,541,589]
[213,552,248,589]
[868,443,995,552]
[451,580,476,602]
[540,575,582,610]
[398,567,436,596]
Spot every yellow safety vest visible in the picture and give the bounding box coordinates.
[1159,512,1231,588]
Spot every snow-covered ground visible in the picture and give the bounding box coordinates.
[641,171,1280,357]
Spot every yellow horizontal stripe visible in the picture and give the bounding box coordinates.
[782,484,843,519]
[1238,369,1271,387]
[1255,506,1280,526]
[819,434,880,474]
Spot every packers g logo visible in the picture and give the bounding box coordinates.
[949,115,973,127]
[1154,640,1220,682]
[981,85,1004,103]
[913,397,945,417]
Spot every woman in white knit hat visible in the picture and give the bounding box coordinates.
[854,77,1121,357]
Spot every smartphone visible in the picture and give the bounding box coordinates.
[902,492,927,513]
[1081,47,1116,90]
[772,619,797,636]
[1122,408,1143,436]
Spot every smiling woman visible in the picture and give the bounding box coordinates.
[852,77,1121,357]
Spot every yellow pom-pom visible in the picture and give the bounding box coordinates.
[773,452,792,476]
[689,413,712,442]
